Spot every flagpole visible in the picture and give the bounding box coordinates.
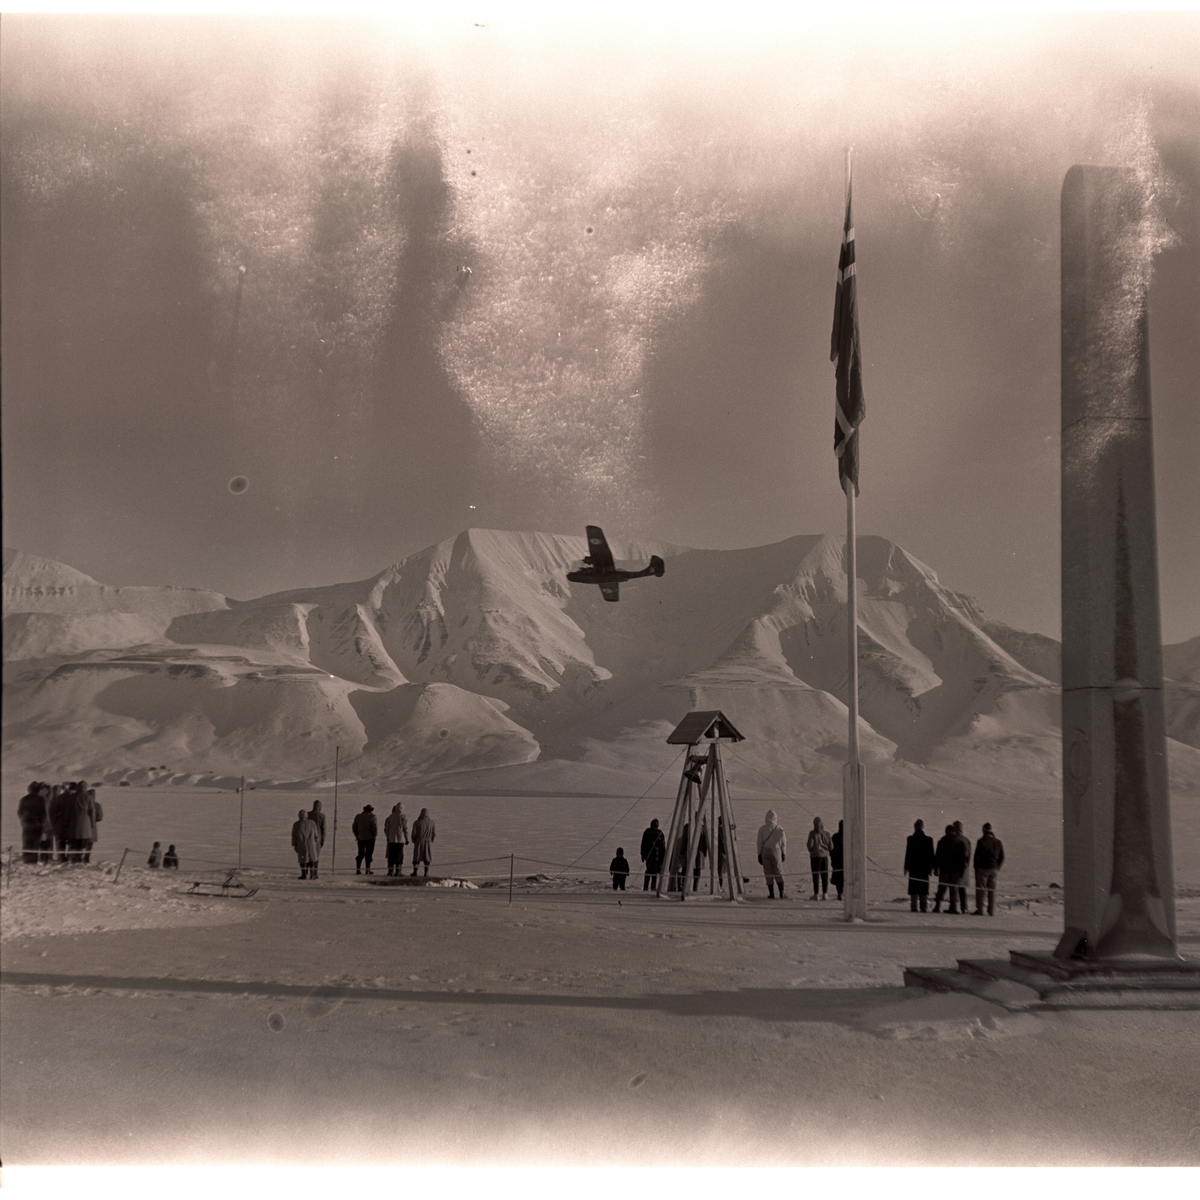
[844,478,866,921]
[839,146,867,922]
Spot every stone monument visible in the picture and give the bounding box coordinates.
[1058,164,1177,962]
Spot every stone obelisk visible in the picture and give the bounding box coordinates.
[1059,165,1178,962]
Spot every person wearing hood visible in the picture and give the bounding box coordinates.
[163,844,179,870]
[18,781,49,864]
[904,819,936,912]
[351,805,378,875]
[147,841,164,869]
[292,809,320,880]
[640,819,666,891]
[610,847,630,891]
[806,817,833,900]
[756,810,787,899]
[308,799,327,849]
[384,802,409,876]
[830,819,845,900]
[410,808,435,877]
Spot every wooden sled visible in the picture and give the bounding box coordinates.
[187,869,258,899]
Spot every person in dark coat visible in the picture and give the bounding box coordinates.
[904,819,936,912]
[807,817,833,900]
[716,816,730,890]
[933,825,969,913]
[292,809,320,879]
[18,782,49,864]
[384,802,409,876]
[830,820,845,900]
[410,808,435,876]
[308,799,327,849]
[49,783,72,862]
[147,841,163,868]
[163,845,179,869]
[64,782,95,864]
[640,819,666,891]
[351,805,378,875]
[689,823,710,891]
[972,822,1005,915]
[610,847,630,891]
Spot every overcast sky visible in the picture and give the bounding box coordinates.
[2,11,1197,641]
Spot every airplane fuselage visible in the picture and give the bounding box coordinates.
[565,564,659,587]
[566,526,664,601]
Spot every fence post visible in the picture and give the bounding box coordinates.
[113,847,130,885]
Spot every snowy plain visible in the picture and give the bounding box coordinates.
[3,779,1199,1169]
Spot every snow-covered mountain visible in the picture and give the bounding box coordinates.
[3,534,1197,799]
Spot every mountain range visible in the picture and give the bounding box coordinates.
[4,532,1198,800]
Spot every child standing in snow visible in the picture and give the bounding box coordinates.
[163,845,179,869]
[610,848,630,891]
[147,842,163,868]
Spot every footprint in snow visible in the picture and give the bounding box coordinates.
[629,1073,648,1089]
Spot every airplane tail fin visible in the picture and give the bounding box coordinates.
[649,555,665,577]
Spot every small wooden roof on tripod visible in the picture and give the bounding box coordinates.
[665,710,745,745]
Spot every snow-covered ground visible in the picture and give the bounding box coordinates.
[2,844,1198,1167]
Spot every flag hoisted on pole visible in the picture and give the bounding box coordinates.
[831,148,867,921]
[831,153,865,496]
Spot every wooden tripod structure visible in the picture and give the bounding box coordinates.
[657,710,747,901]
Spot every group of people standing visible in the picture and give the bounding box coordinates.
[289,800,436,879]
[629,811,845,901]
[635,816,735,894]
[755,812,846,901]
[16,780,103,864]
[904,819,1006,915]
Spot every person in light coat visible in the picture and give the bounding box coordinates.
[291,809,321,880]
[84,788,103,864]
[806,817,833,900]
[384,802,409,876]
[410,808,435,877]
[756,810,787,899]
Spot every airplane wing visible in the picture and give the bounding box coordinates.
[585,525,616,572]
[600,581,620,602]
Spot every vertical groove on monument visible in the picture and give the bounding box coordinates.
[1059,165,1178,962]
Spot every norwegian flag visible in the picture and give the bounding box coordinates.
[831,163,865,495]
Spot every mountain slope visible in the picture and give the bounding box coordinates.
[3,535,1196,799]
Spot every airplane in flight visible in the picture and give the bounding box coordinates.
[566,526,665,602]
